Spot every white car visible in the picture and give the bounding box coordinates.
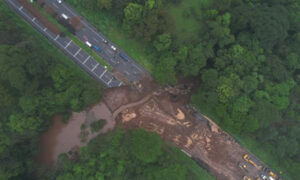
[57,0,62,4]
[61,13,69,20]
[111,45,117,51]
[261,175,267,180]
[85,41,92,48]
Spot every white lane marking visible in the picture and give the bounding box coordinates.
[107,78,113,85]
[52,3,58,8]
[9,1,43,31]
[19,6,23,10]
[64,40,72,49]
[91,63,99,71]
[44,28,47,31]
[99,69,107,78]
[73,48,81,57]
[132,63,143,72]
[124,70,129,75]
[32,21,43,29]
[62,4,78,16]
[93,38,100,43]
[83,56,90,64]
[7,0,123,87]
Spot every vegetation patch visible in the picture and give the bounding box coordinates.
[90,119,106,133]
[41,128,215,180]
[0,2,102,179]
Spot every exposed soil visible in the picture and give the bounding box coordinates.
[37,76,266,180]
[101,77,262,180]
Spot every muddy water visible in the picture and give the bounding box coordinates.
[36,102,113,166]
[36,115,67,166]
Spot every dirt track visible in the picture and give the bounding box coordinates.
[102,78,262,180]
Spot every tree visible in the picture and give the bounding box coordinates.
[131,129,163,163]
[0,84,13,107]
[97,0,112,10]
[241,75,258,94]
[250,100,281,128]
[233,95,254,113]
[153,53,177,85]
[178,44,207,77]
[250,5,290,49]
[8,113,43,134]
[285,53,299,71]
[242,115,260,133]
[135,9,174,42]
[201,69,218,89]
[124,3,144,25]
[18,96,39,115]
[90,120,106,133]
[152,165,187,180]
[153,33,172,52]
[51,64,74,91]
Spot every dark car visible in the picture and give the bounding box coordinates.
[120,53,129,62]
[93,45,102,53]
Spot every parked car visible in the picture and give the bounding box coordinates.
[119,53,129,62]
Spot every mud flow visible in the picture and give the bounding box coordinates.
[38,77,270,180]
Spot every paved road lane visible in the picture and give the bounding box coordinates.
[4,0,123,88]
[43,0,150,83]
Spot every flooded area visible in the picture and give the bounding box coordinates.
[36,102,113,166]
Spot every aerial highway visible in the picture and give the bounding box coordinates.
[4,0,149,88]
[43,0,150,83]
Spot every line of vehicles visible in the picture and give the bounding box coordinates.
[59,12,129,64]
[241,154,282,180]
[85,39,130,63]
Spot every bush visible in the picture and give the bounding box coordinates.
[90,119,106,133]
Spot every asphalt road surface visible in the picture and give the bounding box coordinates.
[44,0,150,83]
[5,0,123,88]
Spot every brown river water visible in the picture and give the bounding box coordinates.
[36,102,113,166]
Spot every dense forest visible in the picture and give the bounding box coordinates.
[0,2,102,179]
[67,0,300,179]
[40,128,214,180]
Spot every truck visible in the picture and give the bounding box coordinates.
[119,53,129,62]
[243,154,261,169]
